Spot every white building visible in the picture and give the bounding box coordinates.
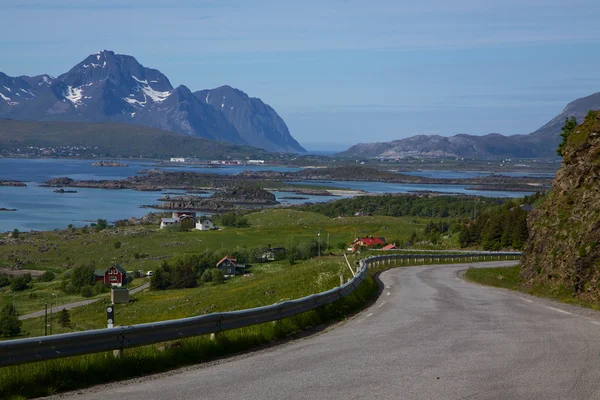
[247,160,265,164]
[195,219,215,231]
[160,217,179,229]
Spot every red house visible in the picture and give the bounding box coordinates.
[94,264,127,287]
[351,236,386,252]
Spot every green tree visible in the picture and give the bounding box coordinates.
[200,269,213,283]
[11,229,19,239]
[557,116,578,157]
[0,304,22,337]
[94,219,108,232]
[211,269,225,283]
[38,271,56,282]
[58,308,72,328]
[10,273,32,292]
[68,265,95,291]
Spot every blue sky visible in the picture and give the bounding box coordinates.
[2,0,600,150]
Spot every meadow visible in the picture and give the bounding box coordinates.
[1,209,445,315]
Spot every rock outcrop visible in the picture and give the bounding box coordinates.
[521,110,600,298]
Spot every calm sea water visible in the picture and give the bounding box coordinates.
[0,158,536,232]
[399,170,555,179]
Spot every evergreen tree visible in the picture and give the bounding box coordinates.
[0,304,21,338]
[58,308,72,328]
[557,116,578,157]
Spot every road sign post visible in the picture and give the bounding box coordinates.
[107,304,114,329]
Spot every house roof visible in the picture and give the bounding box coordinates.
[94,263,127,276]
[355,237,386,246]
[111,263,127,275]
[381,244,400,250]
[161,218,178,223]
[217,255,237,268]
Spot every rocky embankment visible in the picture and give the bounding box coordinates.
[91,161,128,167]
[521,110,600,299]
[0,180,26,187]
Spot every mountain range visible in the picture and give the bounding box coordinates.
[0,50,305,153]
[340,92,600,159]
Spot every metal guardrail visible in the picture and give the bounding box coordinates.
[0,251,520,368]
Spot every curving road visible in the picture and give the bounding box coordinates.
[51,261,600,400]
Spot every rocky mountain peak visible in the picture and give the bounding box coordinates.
[0,51,304,152]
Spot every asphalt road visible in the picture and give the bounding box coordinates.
[52,261,600,400]
[20,282,150,320]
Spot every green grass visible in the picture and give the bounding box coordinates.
[1,209,434,315]
[465,266,600,310]
[19,257,352,337]
[0,265,379,399]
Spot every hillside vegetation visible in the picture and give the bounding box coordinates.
[0,119,269,159]
[521,110,600,299]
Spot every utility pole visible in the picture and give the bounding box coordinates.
[318,231,321,258]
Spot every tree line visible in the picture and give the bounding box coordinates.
[457,196,539,250]
[298,194,502,219]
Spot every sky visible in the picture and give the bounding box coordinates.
[2,0,600,151]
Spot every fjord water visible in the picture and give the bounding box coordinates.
[0,158,536,232]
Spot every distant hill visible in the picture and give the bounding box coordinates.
[340,92,600,159]
[0,50,304,153]
[0,119,270,159]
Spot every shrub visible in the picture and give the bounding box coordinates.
[58,309,72,328]
[11,229,19,239]
[114,241,122,249]
[10,274,32,292]
[211,269,225,284]
[38,271,56,282]
[80,285,94,298]
[0,275,10,288]
[0,304,21,337]
[94,219,108,232]
[81,225,89,234]
[200,269,213,283]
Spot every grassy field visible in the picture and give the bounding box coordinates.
[19,256,352,337]
[465,266,600,310]
[0,209,443,315]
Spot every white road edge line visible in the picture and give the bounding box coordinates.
[378,301,387,308]
[590,321,600,326]
[547,306,572,315]
[366,313,373,318]
[519,297,534,303]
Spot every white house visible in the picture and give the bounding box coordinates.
[195,219,215,231]
[160,217,179,229]
[170,157,186,162]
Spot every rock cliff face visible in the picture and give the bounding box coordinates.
[521,111,600,298]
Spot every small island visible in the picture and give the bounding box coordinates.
[91,161,129,167]
[0,207,17,212]
[0,180,26,187]
[54,189,78,193]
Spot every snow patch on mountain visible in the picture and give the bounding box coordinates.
[131,75,171,103]
[0,92,18,105]
[3,86,11,92]
[65,86,83,107]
